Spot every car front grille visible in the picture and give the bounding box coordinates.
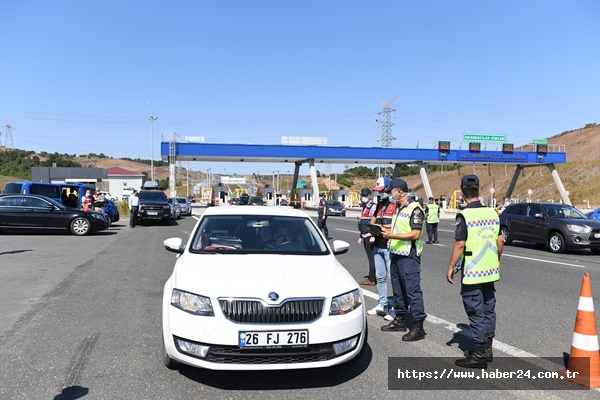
[141,205,164,211]
[204,342,337,364]
[173,334,364,364]
[588,229,600,242]
[219,299,324,324]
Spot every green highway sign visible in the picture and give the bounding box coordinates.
[463,134,506,142]
[532,139,548,144]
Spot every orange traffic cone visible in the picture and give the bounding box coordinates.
[558,272,600,388]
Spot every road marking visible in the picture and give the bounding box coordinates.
[362,288,543,359]
[502,253,586,268]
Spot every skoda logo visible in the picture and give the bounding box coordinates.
[268,292,279,301]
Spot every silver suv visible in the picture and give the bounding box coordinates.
[172,196,192,216]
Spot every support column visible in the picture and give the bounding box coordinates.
[548,163,571,205]
[309,159,319,206]
[418,162,433,199]
[291,163,301,201]
[505,164,523,199]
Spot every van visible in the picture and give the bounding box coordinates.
[3,182,88,207]
[3,182,119,222]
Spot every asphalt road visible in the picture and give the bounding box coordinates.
[1,206,600,399]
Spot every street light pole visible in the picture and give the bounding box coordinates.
[149,116,157,181]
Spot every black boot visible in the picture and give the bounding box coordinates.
[381,314,407,332]
[464,338,493,362]
[402,320,426,341]
[456,342,488,369]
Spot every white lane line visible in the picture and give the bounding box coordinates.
[362,288,544,360]
[502,253,586,268]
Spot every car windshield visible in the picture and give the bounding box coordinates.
[189,215,329,255]
[542,205,587,219]
[138,191,167,201]
[175,198,187,204]
[328,201,342,206]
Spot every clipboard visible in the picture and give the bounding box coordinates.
[367,223,384,236]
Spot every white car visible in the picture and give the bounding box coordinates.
[162,206,366,371]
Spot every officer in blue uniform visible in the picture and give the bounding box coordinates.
[446,174,504,369]
[381,179,427,341]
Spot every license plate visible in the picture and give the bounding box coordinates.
[595,233,600,238]
[239,330,308,348]
[147,211,158,215]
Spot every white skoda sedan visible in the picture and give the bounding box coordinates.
[162,206,366,370]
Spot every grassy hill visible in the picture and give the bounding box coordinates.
[1,124,599,208]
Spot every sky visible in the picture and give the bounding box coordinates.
[1,0,599,176]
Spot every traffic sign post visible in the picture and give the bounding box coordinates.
[463,134,506,142]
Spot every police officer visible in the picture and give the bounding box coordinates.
[358,188,377,286]
[381,179,427,341]
[446,174,504,369]
[424,197,440,244]
[317,195,330,239]
[367,177,397,320]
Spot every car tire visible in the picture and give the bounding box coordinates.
[162,335,179,370]
[500,226,512,245]
[548,232,566,253]
[70,217,91,236]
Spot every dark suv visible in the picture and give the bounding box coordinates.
[137,190,171,225]
[499,202,600,254]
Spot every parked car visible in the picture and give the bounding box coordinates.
[499,202,600,254]
[585,207,600,220]
[326,200,346,217]
[249,196,265,206]
[239,193,250,205]
[172,197,192,216]
[0,194,108,236]
[161,206,366,371]
[167,198,182,220]
[99,192,118,201]
[137,190,171,225]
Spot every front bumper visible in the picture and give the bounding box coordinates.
[163,297,366,370]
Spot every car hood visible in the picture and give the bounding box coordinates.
[567,218,600,228]
[171,254,358,300]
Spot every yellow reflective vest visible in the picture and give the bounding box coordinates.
[459,207,500,284]
[389,201,425,256]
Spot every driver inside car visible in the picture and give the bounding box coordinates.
[266,224,293,248]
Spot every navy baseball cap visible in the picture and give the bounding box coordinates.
[461,174,480,188]
[385,179,409,193]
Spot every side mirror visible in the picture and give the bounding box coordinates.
[331,239,350,255]
[164,237,184,254]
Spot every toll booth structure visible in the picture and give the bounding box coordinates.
[160,140,569,207]
[262,185,275,206]
[330,187,349,207]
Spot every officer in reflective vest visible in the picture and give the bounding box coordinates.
[424,197,440,244]
[381,178,427,341]
[446,174,504,369]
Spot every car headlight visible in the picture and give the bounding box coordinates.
[330,289,361,316]
[89,213,104,220]
[567,224,591,234]
[171,289,214,316]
